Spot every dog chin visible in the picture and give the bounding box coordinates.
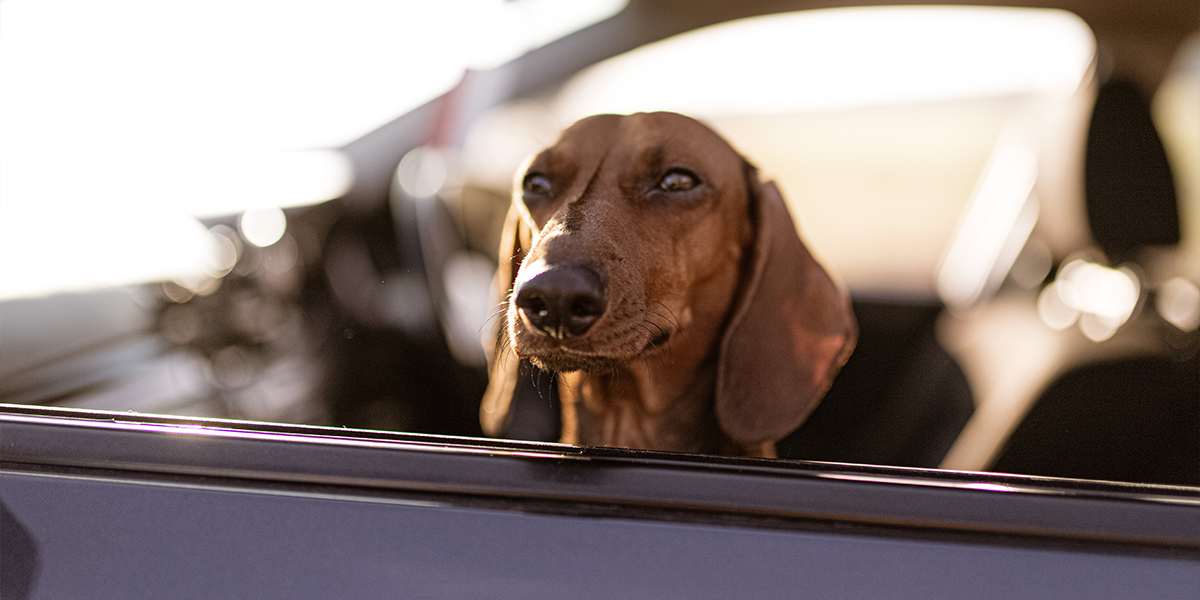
[527,352,621,374]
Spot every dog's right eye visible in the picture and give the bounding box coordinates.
[522,173,553,198]
[657,168,699,193]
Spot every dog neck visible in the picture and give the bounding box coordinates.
[562,363,773,457]
[564,354,711,445]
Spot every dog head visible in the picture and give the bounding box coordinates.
[482,112,855,448]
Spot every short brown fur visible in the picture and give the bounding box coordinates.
[481,112,855,458]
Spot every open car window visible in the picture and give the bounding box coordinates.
[0,1,1196,491]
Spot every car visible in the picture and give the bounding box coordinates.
[1,1,1197,596]
[2,403,1198,599]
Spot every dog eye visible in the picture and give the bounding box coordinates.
[523,173,553,197]
[658,169,699,192]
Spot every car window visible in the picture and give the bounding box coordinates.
[0,1,1195,487]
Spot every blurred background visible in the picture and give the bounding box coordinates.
[1,0,1196,485]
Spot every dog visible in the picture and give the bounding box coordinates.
[480,112,855,458]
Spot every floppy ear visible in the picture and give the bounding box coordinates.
[715,166,857,446]
[480,203,528,436]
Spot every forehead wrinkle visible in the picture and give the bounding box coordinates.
[636,126,711,168]
[561,146,611,233]
[639,144,667,174]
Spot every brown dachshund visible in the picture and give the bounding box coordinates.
[481,112,855,458]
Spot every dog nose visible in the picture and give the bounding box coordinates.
[514,265,607,339]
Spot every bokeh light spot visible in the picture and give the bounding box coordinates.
[397,146,448,198]
[1158,277,1200,331]
[1037,281,1079,330]
[239,206,287,248]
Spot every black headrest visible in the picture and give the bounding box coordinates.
[1084,79,1180,259]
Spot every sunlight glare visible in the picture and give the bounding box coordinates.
[0,0,624,297]
[240,207,288,249]
[556,6,1095,120]
[1037,260,1141,340]
[937,129,1040,310]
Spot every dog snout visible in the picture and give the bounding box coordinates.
[514,264,607,340]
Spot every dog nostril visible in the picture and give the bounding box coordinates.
[515,293,553,330]
[570,296,604,318]
[564,293,605,337]
[524,296,549,318]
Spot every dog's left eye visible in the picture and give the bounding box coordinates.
[658,169,699,192]
[523,173,553,197]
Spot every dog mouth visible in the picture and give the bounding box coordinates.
[526,350,620,374]
[516,322,674,374]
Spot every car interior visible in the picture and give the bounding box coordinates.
[1,0,1197,487]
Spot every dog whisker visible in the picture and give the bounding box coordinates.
[480,309,508,337]
[603,369,619,396]
[530,362,549,403]
[649,301,682,329]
